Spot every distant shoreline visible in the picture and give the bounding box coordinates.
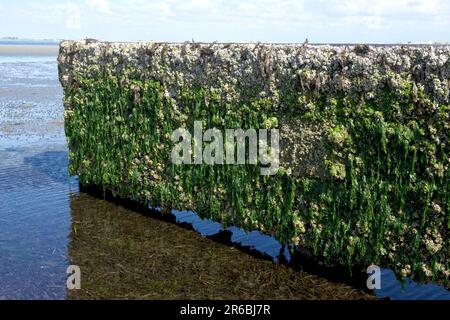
[0,44,59,56]
[0,39,60,46]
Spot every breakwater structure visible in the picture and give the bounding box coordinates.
[58,41,449,286]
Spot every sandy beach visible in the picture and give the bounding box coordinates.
[0,44,59,56]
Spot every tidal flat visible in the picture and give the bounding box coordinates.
[0,44,59,57]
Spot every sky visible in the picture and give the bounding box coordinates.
[0,0,449,43]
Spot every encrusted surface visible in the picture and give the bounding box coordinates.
[59,41,449,284]
[59,42,450,103]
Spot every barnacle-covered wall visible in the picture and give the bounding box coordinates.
[58,41,449,284]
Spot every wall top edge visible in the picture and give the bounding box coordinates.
[59,40,450,49]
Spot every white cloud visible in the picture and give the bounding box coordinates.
[315,0,450,31]
[65,2,81,30]
[87,0,111,14]
[1,0,449,42]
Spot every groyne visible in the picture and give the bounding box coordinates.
[58,41,449,284]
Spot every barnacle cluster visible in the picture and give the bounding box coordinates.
[59,41,449,285]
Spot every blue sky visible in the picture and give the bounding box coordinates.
[1,0,449,43]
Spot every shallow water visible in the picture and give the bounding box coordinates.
[0,55,69,299]
[0,52,448,300]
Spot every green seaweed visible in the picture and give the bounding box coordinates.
[64,71,449,285]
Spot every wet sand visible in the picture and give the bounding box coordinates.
[0,45,59,56]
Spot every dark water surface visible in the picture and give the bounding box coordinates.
[0,52,448,300]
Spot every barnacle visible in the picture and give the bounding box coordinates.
[59,41,450,285]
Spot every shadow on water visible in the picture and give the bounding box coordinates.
[24,151,69,184]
